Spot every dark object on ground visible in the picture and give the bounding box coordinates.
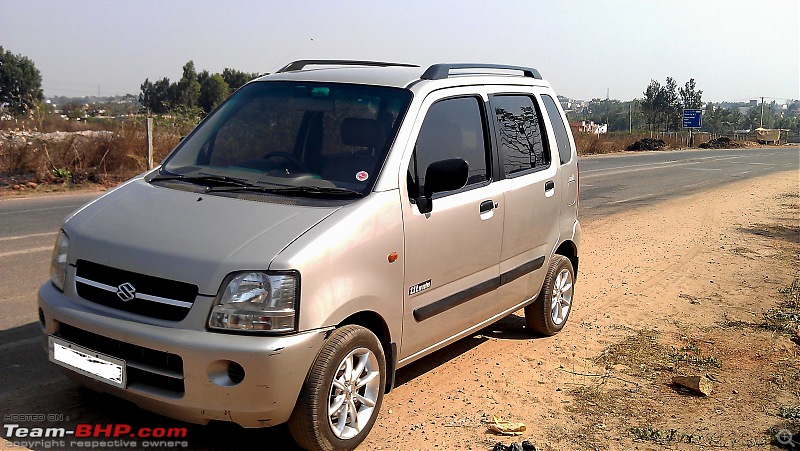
[627,138,667,151]
[699,137,744,149]
[493,441,537,451]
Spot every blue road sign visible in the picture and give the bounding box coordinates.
[683,109,702,128]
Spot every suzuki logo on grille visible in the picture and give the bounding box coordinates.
[116,282,136,302]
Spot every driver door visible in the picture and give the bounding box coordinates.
[399,91,505,363]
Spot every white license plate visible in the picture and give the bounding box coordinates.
[49,336,126,389]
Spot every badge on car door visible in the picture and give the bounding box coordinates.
[408,279,432,296]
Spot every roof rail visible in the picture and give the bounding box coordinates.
[420,63,541,80]
[277,60,419,73]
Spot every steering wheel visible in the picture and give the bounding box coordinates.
[262,152,308,174]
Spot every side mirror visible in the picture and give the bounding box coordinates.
[416,158,469,214]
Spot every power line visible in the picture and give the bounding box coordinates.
[727,96,796,103]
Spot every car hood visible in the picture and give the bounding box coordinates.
[62,178,339,295]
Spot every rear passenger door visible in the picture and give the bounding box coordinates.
[490,92,560,304]
[400,90,505,362]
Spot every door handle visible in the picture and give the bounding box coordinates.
[545,180,555,191]
[479,200,494,213]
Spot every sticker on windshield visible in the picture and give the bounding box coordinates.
[355,171,369,182]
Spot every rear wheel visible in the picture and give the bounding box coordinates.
[525,255,574,336]
[288,325,386,451]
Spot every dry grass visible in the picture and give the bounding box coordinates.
[0,117,188,185]
[594,329,674,377]
[573,132,694,156]
[573,133,624,155]
[763,279,800,334]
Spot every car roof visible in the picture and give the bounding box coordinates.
[262,66,425,89]
[257,61,545,90]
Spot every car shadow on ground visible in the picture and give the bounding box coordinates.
[394,312,536,387]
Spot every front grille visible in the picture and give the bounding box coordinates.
[58,323,185,395]
[75,260,198,321]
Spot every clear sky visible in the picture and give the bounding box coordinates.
[1,0,798,103]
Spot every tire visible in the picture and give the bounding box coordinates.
[525,254,575,336]
[288,325,386,451]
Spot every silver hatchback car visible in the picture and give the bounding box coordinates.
[39,60,581,450]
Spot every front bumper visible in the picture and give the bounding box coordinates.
[38,282,328,427]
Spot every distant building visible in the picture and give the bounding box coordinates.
[570,121,607,135]
[557,95,572,111]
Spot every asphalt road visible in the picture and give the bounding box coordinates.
[579,146,799,220]
[0,145,797,449]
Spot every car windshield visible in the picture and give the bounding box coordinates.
[161,81,412,195]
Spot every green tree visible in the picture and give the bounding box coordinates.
[679,78,703,109]
[221,68,259,92]
[139,77,173,114]
[174,61,201,108]
[0,46,44,116]
[139,64,258,116]
[641,79,662,133]
[199,73,230,113]
[740,107,761,131]
[569,98,636,132]
[662,77,679,132]
[702,103,741,135]
[196,69,210,87]
[60,101,86,120]
[641,77,688,133]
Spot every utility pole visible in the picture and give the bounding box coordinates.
[760,96,764,128]
[629,102,633,134]
[146,117,154,170]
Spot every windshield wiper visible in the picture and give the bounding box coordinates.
[149,173,255,188]
[267,186,365,197]
[150,173,363,197]
[204,185,364,197]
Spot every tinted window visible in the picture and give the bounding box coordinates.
[409,97,489,197]
[162,82,412,195]
[542,95,572,164]
[492,95,549,175]
[208,94,304,167]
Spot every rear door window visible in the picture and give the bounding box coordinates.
[491,95,549,176]
[541,94,572,165]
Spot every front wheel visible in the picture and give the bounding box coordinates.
[288,325,386,451]
[525,254,575,336]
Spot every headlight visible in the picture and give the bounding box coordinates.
[50,230,70,291]
[208,272,299,333]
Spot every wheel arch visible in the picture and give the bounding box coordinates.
[555,240,579,276]
[338,310,396,394]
